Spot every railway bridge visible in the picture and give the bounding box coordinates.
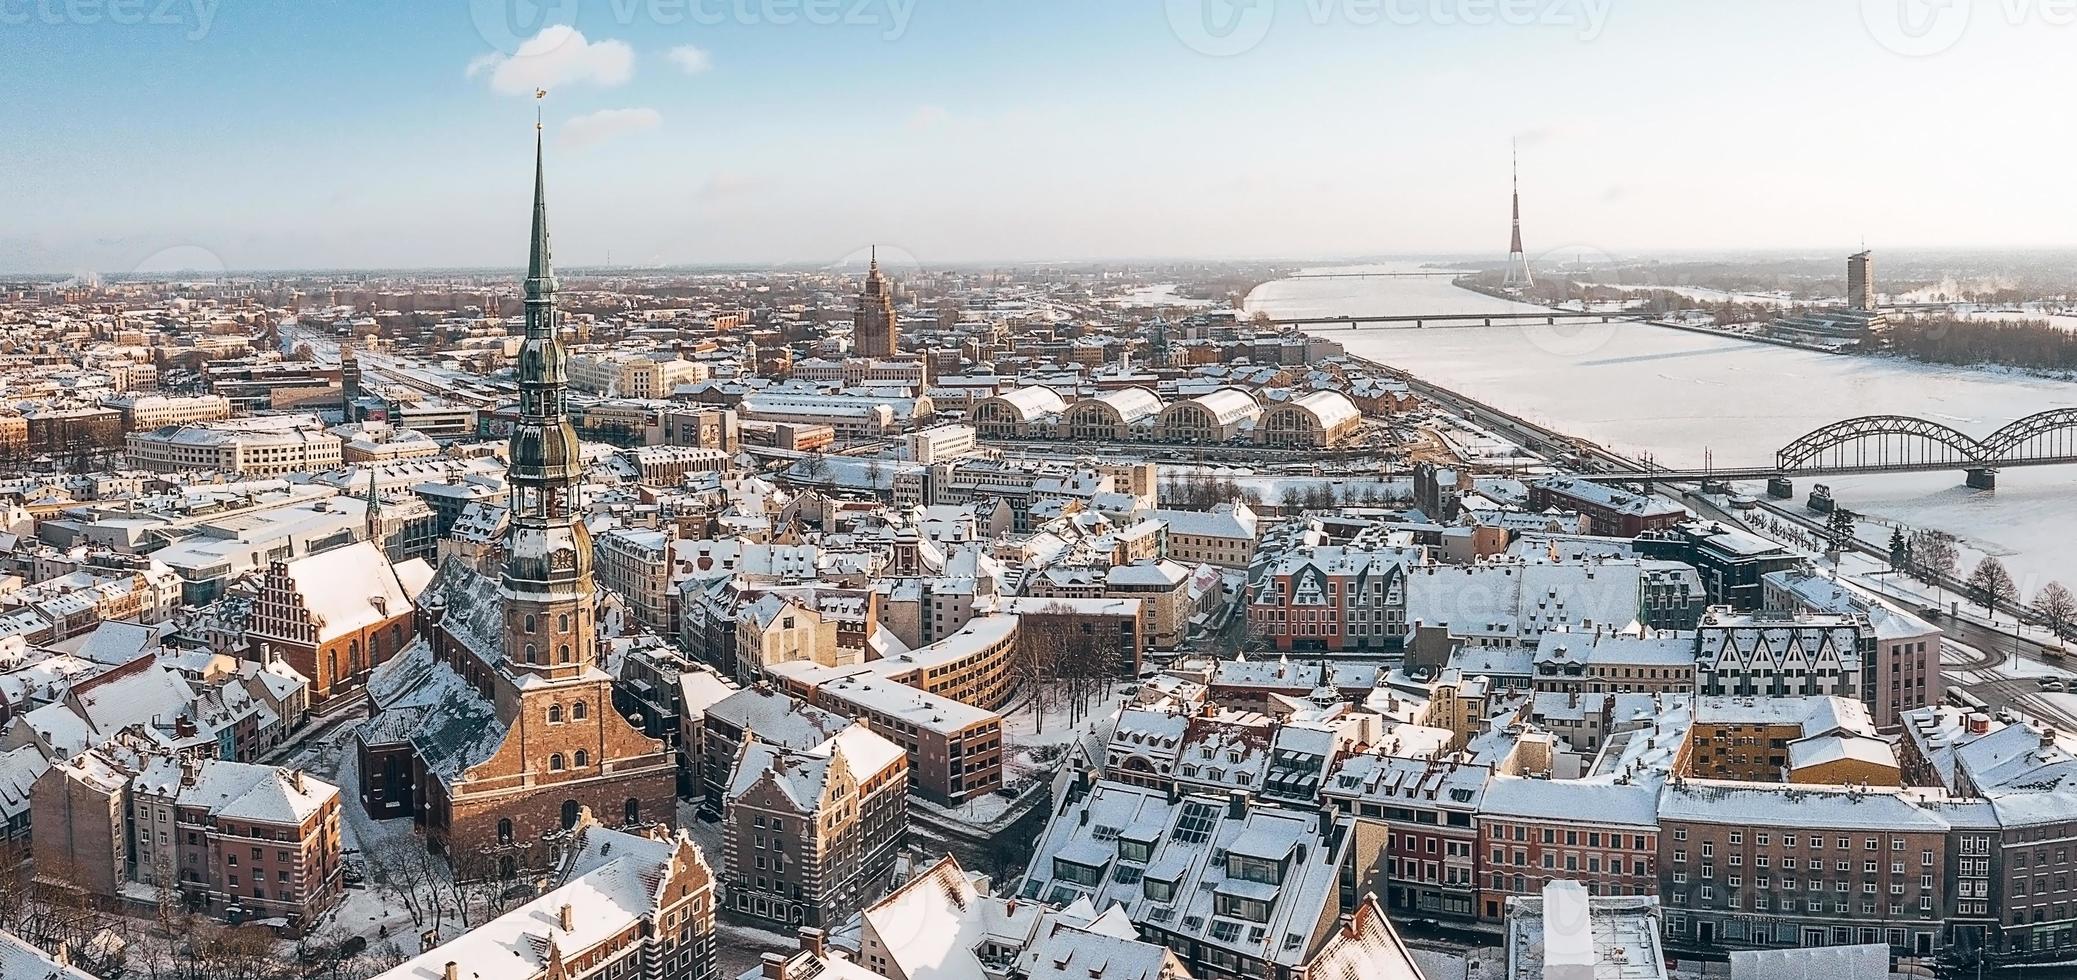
[1585,410,2077,491]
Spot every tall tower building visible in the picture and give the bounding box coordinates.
[504,130,598,681]
[853,248,899,358]
[1847,250,1875,311]
[1502,143,1533,289]
[357,125,675,877]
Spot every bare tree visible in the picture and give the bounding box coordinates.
[363,835,439,930]
[1909,529,1958,591]
[1967,556,2019,616]
[1011,614,1061,736]
[2037,581,2076,650]
[187,921,292,980]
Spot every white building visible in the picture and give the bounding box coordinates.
[567,351,708,398]
[125,414,343,477]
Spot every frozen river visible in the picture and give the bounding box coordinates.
[1246,264,2077,596]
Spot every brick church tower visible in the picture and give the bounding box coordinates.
[358,128,676,880]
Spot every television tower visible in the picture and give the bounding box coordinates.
[1502,141,1533,288]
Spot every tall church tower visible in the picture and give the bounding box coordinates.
[853,247,898,358]
[502,128,596,681]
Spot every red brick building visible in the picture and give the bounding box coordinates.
[245,540,415,708]
[1527,476,1688,538]
[356,140,675,879]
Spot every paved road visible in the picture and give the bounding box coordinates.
[1381,355,2077,737]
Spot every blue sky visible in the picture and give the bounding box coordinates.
[4,0,2073,272]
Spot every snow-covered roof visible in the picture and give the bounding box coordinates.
[375,824,708,980]
[275,541,412,644]
[861,855,1040,980]
[0,929,97,980]
[1656,781,1950,833]
[1022,781,1346,970]
[1139,502,1258,542]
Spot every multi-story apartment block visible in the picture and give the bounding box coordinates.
[1139,501,1260,569]
[1693,608,1873,707]
[1527,476,1689,538]
[699,686,850,812]
[778,665,1004,804]
[567,350,708,398]
[1322,752,1489,920]
[1656,782,1949,956]
[597,526,678,636]
[102,393,233,431]
[1531,630,1697,695]
[721,725,907,929]
[34,746,344,932]
[124,414,344,477]
[1477,776,1661,920]
[1247,547,1417,653]
[1021,779,1408,980]
[1635,520,1802,611]
[1763,568,1942,728]
[140,756,343,926]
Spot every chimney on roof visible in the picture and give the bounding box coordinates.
[798,927,826,958]
[289,769,305,793]
[444,963,459,980]
[1227,789,1247,819]
[559,903,574,931]
[761,952,792,980]
[1968,713,1991,736]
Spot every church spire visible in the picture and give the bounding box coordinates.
[525,122,556,335]
[364,468,382,550]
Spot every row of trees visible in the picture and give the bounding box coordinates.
[1890,527,2077,645]
[1011,602,1129,738]
[0,856,405,980]
[1882,315,2077,372]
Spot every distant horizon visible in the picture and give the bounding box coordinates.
[15,244,2077,282]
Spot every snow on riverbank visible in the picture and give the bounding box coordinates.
[1249,263,2077,592]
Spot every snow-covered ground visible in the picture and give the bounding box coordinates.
[1250,264,2077,591]
[1102,283,1216,308]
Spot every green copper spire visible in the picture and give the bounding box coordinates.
[524,126,556,324]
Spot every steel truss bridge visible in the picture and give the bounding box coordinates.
[1587,410,2077,489]
[1263,309,1654,330]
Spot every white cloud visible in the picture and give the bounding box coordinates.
[467,25,634,95]
[561,107,662,148]
[667,45,712,74]
[907,105,949,131]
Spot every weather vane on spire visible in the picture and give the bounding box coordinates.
[535,88,547,130]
